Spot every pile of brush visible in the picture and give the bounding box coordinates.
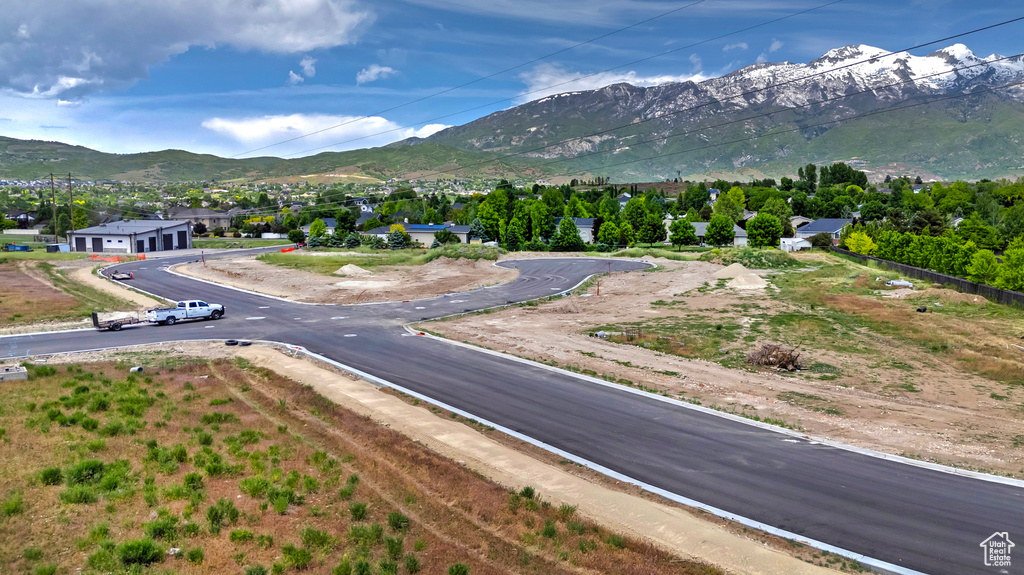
[747,343,802,371]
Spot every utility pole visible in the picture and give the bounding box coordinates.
[49,173,56,220]
[67,173,73,230]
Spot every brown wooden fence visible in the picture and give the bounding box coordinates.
[831,247,1024,307]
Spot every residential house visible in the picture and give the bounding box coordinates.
[554,217,595,243]
[793,218,852,243]
[789,215,814,229]
[301,218,337,236]
[364,224,471,245]
[165,207,231,229]
[4,209,36,227]
[68,220,192,254]
[689,221,747,246]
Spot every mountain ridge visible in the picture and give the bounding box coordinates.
[3,43,1024,183]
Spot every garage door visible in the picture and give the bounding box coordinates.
[75,237,86,252]
[92,237,103,252]
[177,230,187,249]
[163,234,173,250]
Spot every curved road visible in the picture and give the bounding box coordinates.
[2,251,1022,575]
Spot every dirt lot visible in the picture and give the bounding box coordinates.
[0,258,148,335]
[426,253,1024,477]
[1,350,745,575]
[177,254,518,304]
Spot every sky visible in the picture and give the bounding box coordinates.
[1,0,1021,161]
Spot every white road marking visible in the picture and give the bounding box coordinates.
[294,317,302,320]
[258,306,270,309]
[449,299,465,304]
[549,287,560,290]
[245,317,265,320]
[343,334,357,337]
[204,325,215,329]
[331,316,347,320]
[415,306,425,310]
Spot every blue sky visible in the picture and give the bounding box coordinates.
[1,0,1020,160]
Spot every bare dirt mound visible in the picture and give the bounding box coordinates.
[727,272,768,290]
[917,288,988,306]
[713,262,748,279]
[334,264,372,277]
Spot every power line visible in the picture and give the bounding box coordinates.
[535,53,1023,170]
[398,14,1024,181]
[284,0,845,158]
[230,0,715,158]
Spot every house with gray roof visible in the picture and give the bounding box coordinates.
[793,218,852,243]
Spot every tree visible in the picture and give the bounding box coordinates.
[597,221,620,246]
[746,213,783,248]
[705,214,735,246]
[669,218,697,250]
[808,232,833,248]
[563,194,589,218]
[638,212,667,246]
[622,197,648,232]
[56,213,71,239]
[957,213,1002,250]
[845,231,878,255]
[529,202,554,241]
[469,218,489,242]
[551,217,584,251]
[388,226,408,250]
[860,201,887,223]
[759,197,792,222]
[334,208,358,234]
[476,201,504,242]
[433,229,461,245]
[308,218,327,239]
[343,232,362,248]
[713,186,745,223]
[618,222,636,246]
[967,249,999,285]
[0,214,16,231]
[192,222,207,236]
[996,239,1024,291]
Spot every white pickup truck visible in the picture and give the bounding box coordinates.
[146,300,225,325]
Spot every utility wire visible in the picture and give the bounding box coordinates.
[230,0,714,157]
[398,15,1024,181]
[284,0,845,158]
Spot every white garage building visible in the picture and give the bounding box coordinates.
[68,220,192,254]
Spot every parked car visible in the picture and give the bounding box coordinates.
[145,300,225,325]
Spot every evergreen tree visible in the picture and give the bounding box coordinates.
[344,232,362,248]
[469,218,489,241]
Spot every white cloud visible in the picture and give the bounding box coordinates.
[201,113,450,155]
[300,56,317,78]
[2,1,373,99]
[287,71,304,85]
[689,53,702,71]
[517,63,709,103]
[356,64,396,85]
[723,42,748,52]
[757,38,785,63]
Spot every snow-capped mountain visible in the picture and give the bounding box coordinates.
[418,44,1024,181]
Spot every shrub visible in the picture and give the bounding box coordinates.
[66,460,105,485]
[34,565,57,575]
[230,530,254,543]
[117,538,163,566]
[404,555,420,574]
[354,560,372,575]
[183,472,204,492]
[256,534,274,549]
[378,561,398,575]
[333,559,352,575]
[300,527,336,550]
[98,420,125,436]
[86,439,106,452]
[518,486,535,500]
[207,498,240,534]
[246,566,269,575]
[448,564,470,575]
[87,548,117,571]
[186,547,204,564]
[59,485,98,504]
[201,412,238,425]
[23,548,43,560]
[541,519,556,538]
[182,523,201,537]
[143,512,179,540]
[40,467,63,485]
[302,475,319,493]
[385,536,403,561]
[281,544,312,569]
[605,533,626,548]
[239,477,270,497]
[387,511,409,532]
[197,432,213,446]
[349,502,367,521]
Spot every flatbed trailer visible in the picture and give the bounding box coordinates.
[92,311,142,331]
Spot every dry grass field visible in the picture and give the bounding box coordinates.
[1,357,723,575]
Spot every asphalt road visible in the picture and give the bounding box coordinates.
[3,250,1022,575]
